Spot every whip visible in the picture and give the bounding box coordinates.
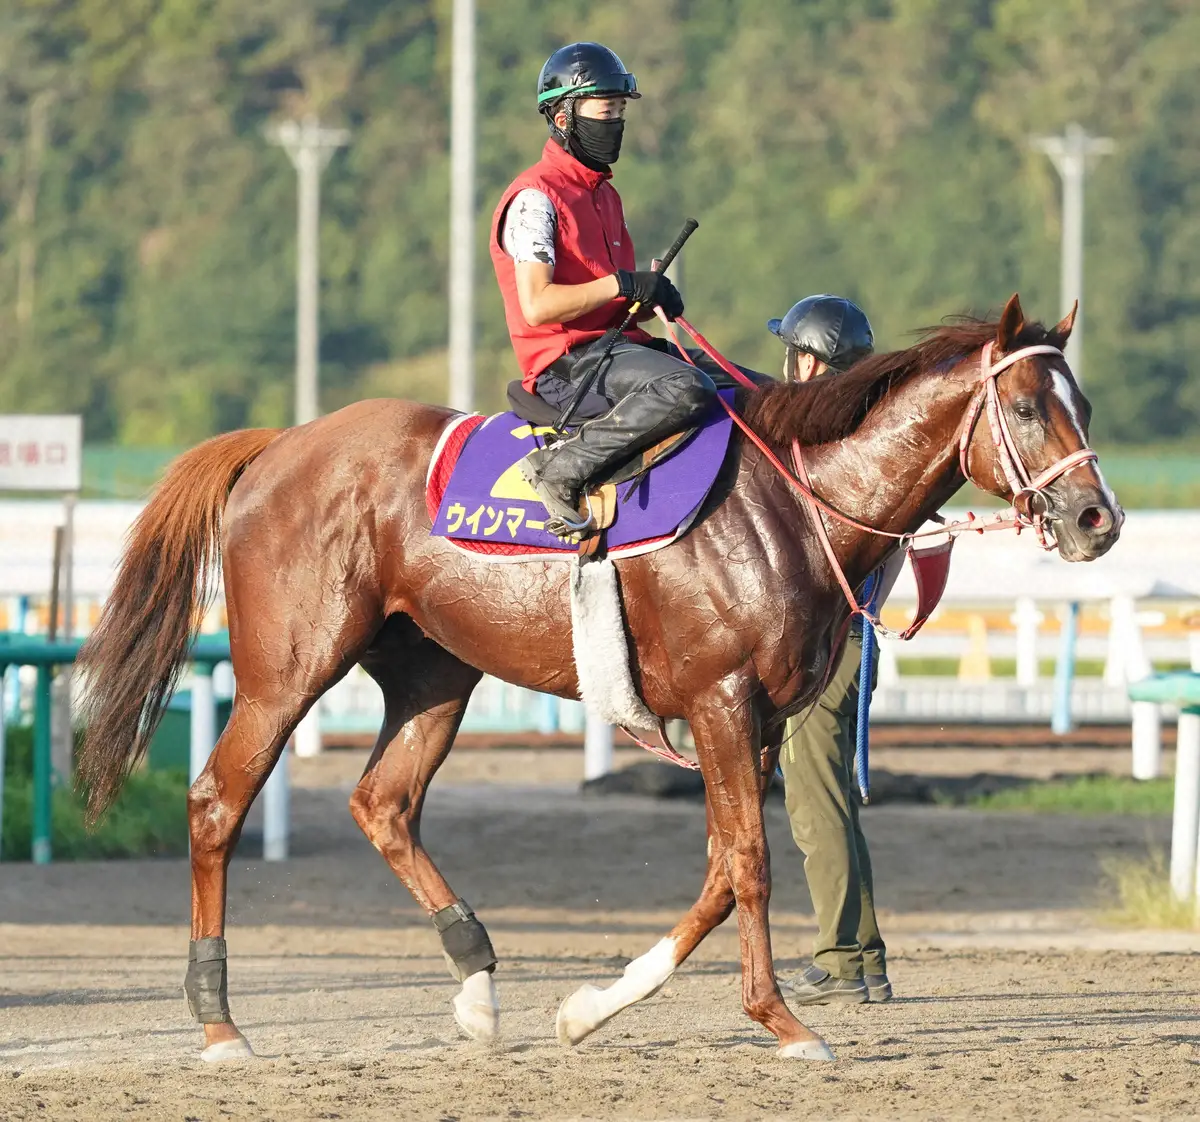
[554,218,699,434]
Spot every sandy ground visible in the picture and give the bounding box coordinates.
[2,747,1198,1121]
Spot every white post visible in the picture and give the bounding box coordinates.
[295,139,320,426]
[877,635,900,688]
[1031,124,1114,383]
[293,705,322,758]
[1110,595,1160,778]
[189,667,217,785]
[263,744,290,861]
[50,502,75,783]
[584,714,614,781]
[1059,134,1084,378]
[1170,711,1200,901]
[1013,596,1041,686]
[212,660,235,700]
[1131,702,1163,781]
[448,0,476,413]
[267,117,350,428]
[62,494,75,640]
[1105,594,1151,687]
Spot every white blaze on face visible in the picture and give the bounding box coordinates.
[1048,363,1118,506]
[1048,364,1087,440]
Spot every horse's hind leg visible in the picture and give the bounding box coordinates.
[187,593,379,1061]
[347,619,494,1041]
[557,698,828,1058]
[555,792,735,1046]
[556,725,786,1047]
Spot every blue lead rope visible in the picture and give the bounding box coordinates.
[855,571,882,804]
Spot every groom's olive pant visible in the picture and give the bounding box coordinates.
[780,630,887,980]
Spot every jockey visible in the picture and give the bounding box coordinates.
[490,42,717,540]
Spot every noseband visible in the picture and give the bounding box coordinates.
[957,341,1098,548]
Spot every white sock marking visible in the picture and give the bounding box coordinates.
[453,969,500,1043]
[557,937,678,1044]
[601,936,678,1013]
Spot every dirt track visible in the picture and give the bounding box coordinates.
[2,749,1199,1120]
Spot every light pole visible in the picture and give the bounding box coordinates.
[267,116,351,426]
[1031,123,1114,383]
[268,116,349,760]
[448,0,476,413]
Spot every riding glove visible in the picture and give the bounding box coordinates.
[615,269,685,320]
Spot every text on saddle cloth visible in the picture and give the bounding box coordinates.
[428,391,736,556]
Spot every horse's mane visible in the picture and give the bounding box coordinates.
[741,315,1053,447]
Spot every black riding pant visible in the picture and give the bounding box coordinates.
[532,341,718,493]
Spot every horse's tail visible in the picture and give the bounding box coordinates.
[77,427,282,822]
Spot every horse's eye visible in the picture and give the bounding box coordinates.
[1012,401,1038,422]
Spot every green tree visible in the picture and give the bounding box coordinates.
[0,0,1195,446]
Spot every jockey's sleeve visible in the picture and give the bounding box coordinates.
[502,188,558,267]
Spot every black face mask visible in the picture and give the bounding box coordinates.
[568,116,624,171]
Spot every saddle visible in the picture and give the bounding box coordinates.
[505,378,696,553]
[427,390,737,563]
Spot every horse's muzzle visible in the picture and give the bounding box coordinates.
[1053,488,1124,561]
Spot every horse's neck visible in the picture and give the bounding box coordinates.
[804,359,976,579]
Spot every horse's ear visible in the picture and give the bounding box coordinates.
[995,293,1026,354]
[1047,301,1078,351]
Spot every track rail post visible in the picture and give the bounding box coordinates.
[33,663,53,864]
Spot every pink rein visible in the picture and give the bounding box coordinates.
[656,311,1099,633]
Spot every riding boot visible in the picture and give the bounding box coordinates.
[521,375,714,540]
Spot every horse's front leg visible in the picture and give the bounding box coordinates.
[689,680,833,1059]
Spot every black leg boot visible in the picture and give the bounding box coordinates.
[520,375,714,542]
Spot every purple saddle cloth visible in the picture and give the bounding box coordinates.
[431,390,735,554]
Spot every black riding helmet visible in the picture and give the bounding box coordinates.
[536,43,640,114]
[768,295,874,373]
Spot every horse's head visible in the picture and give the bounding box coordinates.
[961,294,1123,562]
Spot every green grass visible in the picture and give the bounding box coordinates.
[896,657,1108,678]
[2,726,189,861]
[968,774,1173,816]
[1099,850,1199,930]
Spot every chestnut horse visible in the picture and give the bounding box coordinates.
[77,294,1119,1062]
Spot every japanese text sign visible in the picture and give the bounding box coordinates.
[0,415,83,492]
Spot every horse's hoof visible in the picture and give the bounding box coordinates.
[453,970,500,1044]
[778,1038,836,1061]
[200,1033,255,1062]
[556,984,605,1046]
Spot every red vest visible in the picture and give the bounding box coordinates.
[490,139,652,389]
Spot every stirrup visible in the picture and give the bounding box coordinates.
[518,456,596,543]
[545,492,596,543]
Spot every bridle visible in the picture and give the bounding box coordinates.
[658,313,1102,632]
[617,315,1104,775]
[956,340,1098,550]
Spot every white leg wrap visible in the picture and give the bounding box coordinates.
[556,937,678,1046]
[453,969,500,1044]
[199,1033,255,1062]
[778,1038,836,1061]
